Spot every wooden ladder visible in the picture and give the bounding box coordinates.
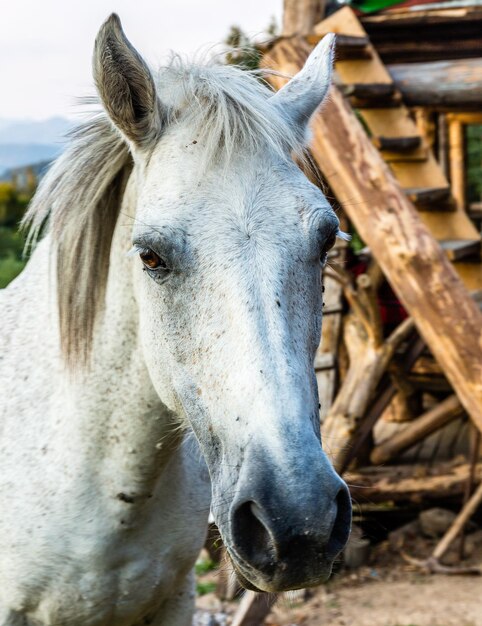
[310,7,481,291]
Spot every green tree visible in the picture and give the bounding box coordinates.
[0,181,33,288]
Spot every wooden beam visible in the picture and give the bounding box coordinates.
[361,9,482,64]
[346,462,482,504]
[388,58,482,109]
[370,394,465,465]
[264,37,482,432]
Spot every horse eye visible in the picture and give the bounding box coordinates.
[139,248,167,270]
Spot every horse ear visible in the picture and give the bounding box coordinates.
[269,34,335,134]
[93,13,162,148]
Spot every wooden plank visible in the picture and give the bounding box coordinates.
[264,37,482,431]
[316,12,428,163]
[340,82,395,99]
[440,239,481,262]
[390,156,450,190]
[361,108,423,141]
[404,186,450,205]
[334,34,372,60]
[374,136,421,152]
[315,8,480,248]
[308,33,372,60]
[418,210,480,243]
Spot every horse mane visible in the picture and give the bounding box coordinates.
[23,57,306,369]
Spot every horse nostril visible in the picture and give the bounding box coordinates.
[325,485,352,560]
[231,501,276,572]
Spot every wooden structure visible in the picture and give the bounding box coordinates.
[228,6,482,624]
[388,59,482,110]
[361,5,482,63]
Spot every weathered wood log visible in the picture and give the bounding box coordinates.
[338,333,425,474]
[315,241,347,421]
[388,58,482,109]
[373,136,421,153]
[382,366,421,423]
[339,82,395,100]
[361,10,482,64]
[371,394,465,465]
[231,591,277,626]
[321,269,414,472]
[346,462,482,504]
[264,38,482,432]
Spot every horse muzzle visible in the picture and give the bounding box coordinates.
[216,444,352,592]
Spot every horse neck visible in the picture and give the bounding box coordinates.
[62,173,182,495]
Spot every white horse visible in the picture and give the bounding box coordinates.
[0,14,351,626]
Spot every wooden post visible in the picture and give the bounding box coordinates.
[448,116,466,211]
[264,38,482,431]
[231,591,277,626]
[433,481,482,560]
[283,0,326,36]
[437,114,449,177]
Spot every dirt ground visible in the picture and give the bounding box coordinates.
[266,574,482,626]
[194,532,482,626]
[195,569,482,626]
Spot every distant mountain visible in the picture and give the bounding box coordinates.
[0,116,73,175]
[0,117,73,145]
[0,144,61,175]
[0,159,53,183]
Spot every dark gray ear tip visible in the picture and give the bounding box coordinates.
[106,12,122,28]
[98,13,124,40]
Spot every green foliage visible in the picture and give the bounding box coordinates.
[0,227,27,288]
[195,556,216,576]
[348,227,366,254]
[224,19,278,71]
[224,26,262,71]
[196,581,217,596]
[0,182,30,227]
[0,182,33,288]
[466,124,482,203]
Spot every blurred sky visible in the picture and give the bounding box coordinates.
[0,0,283,121]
